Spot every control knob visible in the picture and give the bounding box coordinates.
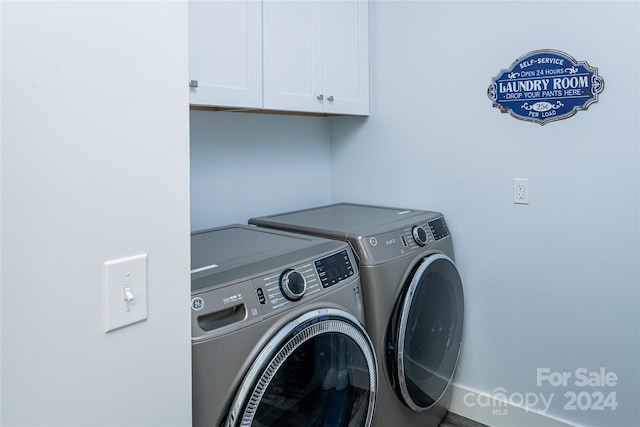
[280,269,306,301]
[412,226,429,246]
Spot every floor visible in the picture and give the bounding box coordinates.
[440,412,490,427]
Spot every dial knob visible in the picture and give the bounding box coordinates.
[412,226,429,246]
[280,269,306,301]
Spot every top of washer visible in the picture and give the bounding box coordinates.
[191,224,347,293]
[249,203,441,238]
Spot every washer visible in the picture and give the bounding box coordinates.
[191,224,377,427]
[249,203,464,427]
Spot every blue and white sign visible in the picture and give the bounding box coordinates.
[488,50,604,125]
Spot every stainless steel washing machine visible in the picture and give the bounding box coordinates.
[249,203,464,427]
[191,224,378,427]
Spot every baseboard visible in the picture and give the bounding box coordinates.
[448,384,580,427]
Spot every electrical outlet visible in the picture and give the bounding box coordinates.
[513,178,529,204]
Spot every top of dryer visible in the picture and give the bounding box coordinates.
[249,203,439,237]
[249,203,453,265]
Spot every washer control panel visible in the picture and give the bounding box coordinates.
[257,262,318,310]
[315,249,355,288]
[191,247,359,341]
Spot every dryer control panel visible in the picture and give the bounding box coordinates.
[191,247,359,341]
[427,217,450,241]
[357,216,453,265]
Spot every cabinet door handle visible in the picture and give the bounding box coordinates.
[317,94,324,100]
[327,95,334,102]
[189,80,198,88]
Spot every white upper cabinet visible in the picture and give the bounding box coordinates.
[189,0,262,109]
[263,0,369,115]
[321,0,370,115]
[189,0,369,115]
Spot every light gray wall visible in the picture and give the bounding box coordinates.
[331,1,640,426]
[1,1,192,426]
[190,111,333,230]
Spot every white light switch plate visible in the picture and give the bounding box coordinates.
[104,254,148,333]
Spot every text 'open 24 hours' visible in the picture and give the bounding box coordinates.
[488,50,604,125]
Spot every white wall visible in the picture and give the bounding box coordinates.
[190,111,333,230]
[331,1,640,426]
[1,1,192,426]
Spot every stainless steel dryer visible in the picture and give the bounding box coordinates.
[249,203,464,427]
[191,224,377,427]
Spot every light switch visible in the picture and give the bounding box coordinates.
[104,254,148,333]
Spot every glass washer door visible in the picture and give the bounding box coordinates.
[395,253,464,412]
[224,308,377,427]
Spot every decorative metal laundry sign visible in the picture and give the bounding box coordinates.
[487,50,604,125]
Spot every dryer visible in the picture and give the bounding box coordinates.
[249,203,464,427]
[191,224,377,427]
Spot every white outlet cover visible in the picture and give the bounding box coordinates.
[104,254,148,333]
[513,178,529,204]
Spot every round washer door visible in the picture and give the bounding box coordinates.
[394,253,464,412]
[224,308,378,427]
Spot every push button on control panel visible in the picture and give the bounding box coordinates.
[256,287,266,305]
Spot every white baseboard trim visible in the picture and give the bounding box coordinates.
[449,384,580,427]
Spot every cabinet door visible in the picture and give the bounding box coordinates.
[189,0,262,108]
[263,0,323,113]
[322,0,369,115]
[263,0,369,115]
